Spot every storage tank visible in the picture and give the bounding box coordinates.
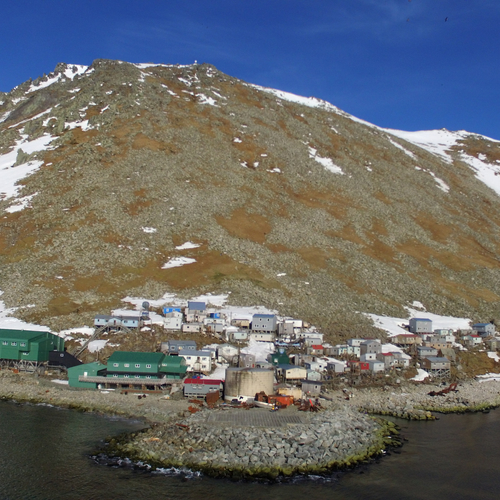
[224,367,274,401]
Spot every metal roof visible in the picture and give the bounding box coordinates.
[107,351,164,363]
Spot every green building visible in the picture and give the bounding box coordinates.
[160,355,188,379]
[67,362,106,389]
[0,329,64,363]
[107,351,168,379]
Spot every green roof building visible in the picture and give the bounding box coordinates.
[0,329,64,362]
[107,351,166,379]
[160,355,188,379]
[68,362,106,389]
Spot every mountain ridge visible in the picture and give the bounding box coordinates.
[1,59,500,340]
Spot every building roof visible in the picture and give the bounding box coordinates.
[177,350,212,357]
[0,329,52,341]
[412,318,432,322]
[425,356,450,363]
[107,351,164,364]
[187,301,206,310]
[184,378,222,385]
[311,344,324,349]
[252,314,276,319]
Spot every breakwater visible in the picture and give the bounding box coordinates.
[104,407,400,479]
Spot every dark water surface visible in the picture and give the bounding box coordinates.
[0,400,499,500]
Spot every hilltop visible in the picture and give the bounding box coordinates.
[1,60,500,340]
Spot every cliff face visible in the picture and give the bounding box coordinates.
[1,60,500,338]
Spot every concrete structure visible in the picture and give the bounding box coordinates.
[224,367,274,401]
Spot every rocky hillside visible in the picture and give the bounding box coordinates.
[1,59,500,339]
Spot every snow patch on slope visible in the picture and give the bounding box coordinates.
[0,134,56,201]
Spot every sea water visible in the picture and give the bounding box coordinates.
[0,400,499,500]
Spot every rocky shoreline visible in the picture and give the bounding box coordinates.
[2,370,500,479]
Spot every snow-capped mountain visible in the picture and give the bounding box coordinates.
[1,60,500,336]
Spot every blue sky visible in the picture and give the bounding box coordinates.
[2,1,500,139]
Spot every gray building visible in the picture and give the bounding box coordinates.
[409,318,433,334]
[472,323,496,337]
[421,356,451,378]
[360,340,381,356]
[251,314,277,333]
[417,346,438,359]
[162,340,197,354]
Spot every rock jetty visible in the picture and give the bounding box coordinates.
[105,407,399,479]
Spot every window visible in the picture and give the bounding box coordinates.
[146,375,151,379]
[146,364,151,368]
[124,374,129,378]
[11,342,17,346]
[135,375,140,378]
[124,363,130,368]
[113,374,118,378]
[2,341,7,345]
[135,364,140,368]
[113,363,119,367]
[20,342,26,347]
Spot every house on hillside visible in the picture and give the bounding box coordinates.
[177,350,212,373]
[161,340,197,355]
[473,323,496,337]
[251,314,278,333]
[421,356,450,378]
[409,318,433,334]
[360,340,381,356]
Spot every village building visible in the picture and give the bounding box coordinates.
[472,323,496,337]
[94,314,143,330]
[307,344,324,356]
[417,346,438,359]
[306,369,322,381]
[183,378,223,398]
[425,338,448,350]
[360,339,381,356]
[248,332,276,342]
[368,360,385,373]
[181,322,204,334]
[302,379,323,397]
[393,333,422,347]
[421,356,451,378]
[376,352,396,369]
[177,350,213,373]
[251,314,277,333]
[238,353,256,368]
[276,364,307,381]
[162,340,197,355]
[463,334,484,348]
[163,315,182,331]
[409,318,433,334]
[230,318,250,329]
